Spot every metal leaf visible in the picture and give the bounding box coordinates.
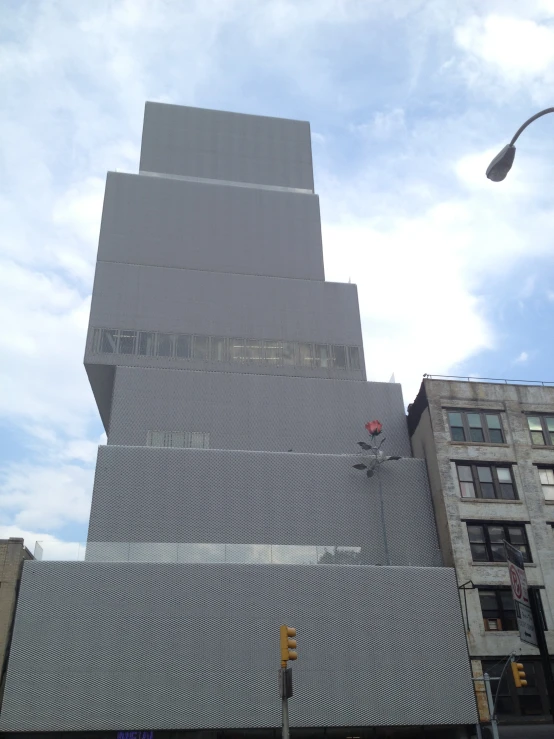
[366,469,374,478]
[357,442,371,450]
[388,456,402,461]
[352,463,367,470]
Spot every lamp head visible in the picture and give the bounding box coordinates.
[486,144,516,182]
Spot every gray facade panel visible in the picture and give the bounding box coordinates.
[108,366,410,456]
[88,262,362,345]
[86,447,440,567]
[98,173,325,280]
[139,102,314,191]
[0,562,477,732]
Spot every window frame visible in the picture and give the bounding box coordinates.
[478,587,518,631]
[455,462,518,500]
[466,521,532,563]
[447,410,505,444]
[537,466,554,501]
[527,415,554,446]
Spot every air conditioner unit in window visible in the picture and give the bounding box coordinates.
[484,618,502,631]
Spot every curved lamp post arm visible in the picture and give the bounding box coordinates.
[509,107,554,146]
[486,107,554,182]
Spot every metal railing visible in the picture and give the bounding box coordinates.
[423,374,554,387]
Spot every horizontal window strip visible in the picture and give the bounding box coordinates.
[91,327,362,372]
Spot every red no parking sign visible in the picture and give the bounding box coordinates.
[505,540,537,647]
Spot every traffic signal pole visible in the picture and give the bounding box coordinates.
[279,625,297,739]
[529,588,554,722]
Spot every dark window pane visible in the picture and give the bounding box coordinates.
[101,329,118,353]
[479,591,498,612]
[467,413,483,428]
[491,543,506,562]
[546,418,554,433]
[507,527,524,545]
[448,412,463,427]
[332,345,347,369]
[468,525,485,543]
[520,695,543,716]
[471,544,489,562]
[499,590,515,610]
[477,467,493,483]
[469,427,485,442]
[496,696,516,715]
[500,483,516,500]
[176,335,191,359]
[488,526,505,543]
[489,429,504,443]
[138,331,155,356]
[451,427,466,441]
[348,346,361,370]
[119,330,136,354]
[480,483,496,499]
[193,335,209,361]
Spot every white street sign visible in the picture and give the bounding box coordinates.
[504,540,537,647]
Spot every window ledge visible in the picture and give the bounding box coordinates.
[532,445,554,450]
[544,500,554,505]
[450,441,509,448]
[472,561,536,567]
[460,498,523,504]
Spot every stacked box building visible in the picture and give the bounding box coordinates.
[0,103,477,738]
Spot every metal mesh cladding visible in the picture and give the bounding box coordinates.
[87,447,440,567]
[107,366,410,456]
[0,562,478,732]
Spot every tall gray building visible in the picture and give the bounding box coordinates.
[0,103,477,738]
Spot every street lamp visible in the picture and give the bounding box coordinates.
[486,107,554,182]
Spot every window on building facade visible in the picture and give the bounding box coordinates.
[538,468,554,500]
[447,411,504,443]
[528,415,554,445]
[92,327,363,373]
[467,522,531,563]
[146,431,210,449]
[481,660,552,718]
[456,463,517,500]
[479,588,517,631]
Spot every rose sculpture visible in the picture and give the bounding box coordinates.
[353,420,401,478]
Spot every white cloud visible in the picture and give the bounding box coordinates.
[514,351,529,364]
[0,462,93,531]
[0,526,85,561]
[351,109,406,140]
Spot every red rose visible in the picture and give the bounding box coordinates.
[365,420,383,436]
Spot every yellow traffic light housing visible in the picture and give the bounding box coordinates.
[280,625,297,667]
[511,661,527,688]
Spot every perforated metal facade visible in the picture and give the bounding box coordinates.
[0,562,477,732]
[107,366,410,455]
[0,103,478,734]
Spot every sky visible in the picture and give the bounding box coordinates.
[1,0,554,559]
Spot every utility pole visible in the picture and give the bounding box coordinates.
[279,625,297,739]
[529,588,554,722]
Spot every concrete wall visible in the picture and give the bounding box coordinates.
[87,448,440,568]
[107,366,410,455]
[98,172,325,280]
[139,102,314,191]
[0,561,477,732]
[408,379,554,658]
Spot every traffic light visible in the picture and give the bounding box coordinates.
[511,661,527,688]
[280,625,297,667]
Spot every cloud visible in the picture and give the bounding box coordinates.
[514,351,529,364]
[350,109,406,140]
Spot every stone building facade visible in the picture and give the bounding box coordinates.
[408,377,554,736]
